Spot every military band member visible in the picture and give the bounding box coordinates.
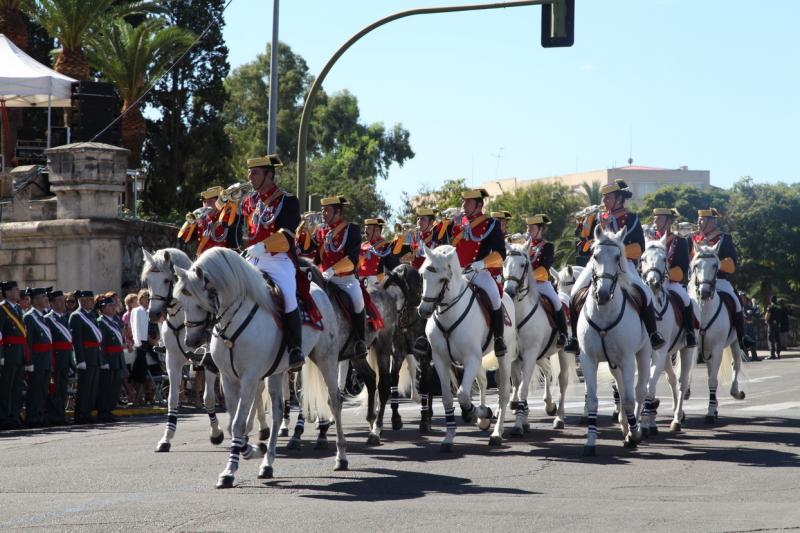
[489,210,513,291]
[46,290,73,425]
[96,296,124,423]
[300,195,367,359]
[241,155,304,370]
[450,188,508,356]
[574,206,600,267]
[0,281,26,429]
[395,207,451,270]
[568,179,666,353]
[652,208,697,347]
[357,217,400,286]
[692,208,754,350]
[70,290,102,424]
[23,288,53,427]
[526,214,569,347]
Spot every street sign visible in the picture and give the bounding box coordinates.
[541,0,575,47]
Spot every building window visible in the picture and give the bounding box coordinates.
[638,182,659,196]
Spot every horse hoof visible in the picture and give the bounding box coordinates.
[734,391,745,400]
[259,427,270,441]
[652,398,660,410]
[366,433,381,446]
[488,435,502,447]
[286,438,301,451]
[258,442,268,455]
[680,412,686,423]
[509,400,520,411]
[314,439,329,450]
[704,415,716,424]
[484,407,494,420]
[477,417,492,431]
[419,420,432,434]
[623,438,638,449]
[462,411,476,424]
[440,442,453,453]
[334,459,349,471]
[553,419,564,430]
[611,411,620,422]
[215,475,235,489]
[649,426,659,437]
[523,423,530,433]
[391,416,403,431]
[258,466,273,479]
[670,422,681,433]
[209,431,224,446]
[155,441,171,453]
[278,428,289,437]
[509,426,524,438]
[545,404,558,416]
[582,445,596,457]
[579,416,588,426]
[684,388,691,400]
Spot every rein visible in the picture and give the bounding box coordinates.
[585,289,629,370]
[505,250,530,300]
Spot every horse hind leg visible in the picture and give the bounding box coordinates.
[155,351,185,452]
[316,348,348,471]
[390,352,404,430]
[729,345,746,400]
[579,352,600,457]
[204,369,224,445]
[431,355,457,452]
[258,374,284,479]
[510,353,536,437]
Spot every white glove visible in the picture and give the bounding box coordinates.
[471,260,486,271]
[0,357,4,367]
[245,242,265,259]
[101,363,110,370]
[25,365,34,372]
[322,269,335,281]
[76,361,87,370]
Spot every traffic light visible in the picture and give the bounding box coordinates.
[541,0,575,48]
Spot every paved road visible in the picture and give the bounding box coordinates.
[2,354,799,532]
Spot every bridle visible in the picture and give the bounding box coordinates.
[641,249,667,292]
[504,249,530,300]
[590,242,622,302]
[421,267,471,315]
[691,253,718,299]
[384,270,419,329]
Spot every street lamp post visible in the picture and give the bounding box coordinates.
[267,0,280,154]
[295,0,573,210]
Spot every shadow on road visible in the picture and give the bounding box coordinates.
[262,467,538,501]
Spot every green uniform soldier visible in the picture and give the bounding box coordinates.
[96,296,124,423]
[46,290,74,425]
[0,281,27,429]
[24,288,54,427]
[69,290,102,424]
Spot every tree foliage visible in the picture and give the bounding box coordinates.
[636,184,731,227]
[489,182,583,237]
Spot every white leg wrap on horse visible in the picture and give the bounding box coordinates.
[537,281,562,310]
[329,274,365,313]
[248,252,298,313]
[466,270,501,309]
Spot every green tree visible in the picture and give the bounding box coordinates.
[85,18,195,167]
[395,178,468,224]
[580,180,602,205]
[0,0,31,49]
[637,184,731,226]
[142,0,230,221]
[489,182,583,237]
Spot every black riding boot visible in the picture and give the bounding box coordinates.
[682,304,697,347]
[733,310,754,350]
[284,309,304,371]
[564,302,580,354]
[554,306,569,347]
[643,303,666,349]
[351,310,369,359]
[491,307,507,357]
[413,336,431,361]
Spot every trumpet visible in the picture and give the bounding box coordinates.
[224,181,252,202]
[440,207,462,221]
[193,206,213,220]
[573,204,602,219]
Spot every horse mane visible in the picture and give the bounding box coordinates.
[192,248,275,312]
[141,248,192,283]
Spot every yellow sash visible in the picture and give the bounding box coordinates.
[1,303,27,337]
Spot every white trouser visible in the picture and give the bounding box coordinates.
[247,250,298,313]
[537,281,562,311]
[571,259,653,306]
[465,269,501,310]
[665,281,690,307]
[716,279,741,312]
[329,274,365,313]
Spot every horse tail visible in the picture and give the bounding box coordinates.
[357,347,380,411]
[302,355,332,423]
[482,351,500,372]
[718,345,735,387]
[397,353,420,402]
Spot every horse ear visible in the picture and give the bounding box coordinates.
[173,265,188,281]
[614,227,626,241]
[142,248,155,264]
[593,223,603,241]
[163,250,171,264]
[505,242,513,255]
[712,240,722,256]
[659,233,668,247]
[422,241,433,261]
[194,265,204,281]
[549,267,559,280]
[693,240,702,256]
[568,265,573,277]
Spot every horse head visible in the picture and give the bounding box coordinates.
[641,236,668,293]
[503,241,531,299]
[173,264,216,349]
[417,244,461,319]
[590,225,627,305]
[690,241,721,301]
[553,264,582,300]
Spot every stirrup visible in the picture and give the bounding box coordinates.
[556,332,567,347]
[493,336,507,357]
[685,330,697,348]
[564,337,579,354]
[740,335,754,350]
[650,331,666,350]
[352,340,368,360]
[287,348,304,371]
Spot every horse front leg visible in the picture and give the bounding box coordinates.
[373,351,392,438]
[642,348,667,438]
[729,344,746,400]
[579,351,599,457]
[216,375,255,489]
[618,356,641,449]
[705,348,722,423]
[351,357,378,445]
[541,357,558,418]
[663,351,679,422]
[204,369,224,445]
[490,352,511,447]
[278,373,291,436]
[671,347,694,432]
[634,348,651,423]
[432,355,457,452]
[255,378,270,441]
[317,350,348,471]
[389,351,405,430]
[155,350,185,452]
[258,374,283,479]
[475,370,491,431]
[456,356,482,429]
[508,356,522,411]
[510,350,536,438]
[554,350,571,429]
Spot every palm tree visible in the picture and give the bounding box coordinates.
[0,0,32,49]
[28,0,161,80]
[85,17,194,166]
[581,180,602,205]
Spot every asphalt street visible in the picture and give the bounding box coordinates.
[1,353,799,532]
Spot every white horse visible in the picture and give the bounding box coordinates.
[689,243,746,424]
[141,248,228,451]
[639,239,696,434]
[417,245,515,450]
[503,243,576,434]
[173,247,346,488]
[578,226,649,456]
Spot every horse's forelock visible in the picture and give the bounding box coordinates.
[141,248,192,284]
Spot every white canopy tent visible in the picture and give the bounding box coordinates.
[0,33,76,152]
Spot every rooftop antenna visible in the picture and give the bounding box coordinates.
[492,147,504,180]
[628,125,633,166]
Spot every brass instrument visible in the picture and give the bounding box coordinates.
[572,204,602,219]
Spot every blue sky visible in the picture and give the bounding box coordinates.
[222,0,799,212]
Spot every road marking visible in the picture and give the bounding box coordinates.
[737,401,800,412]
[746,375,780,383]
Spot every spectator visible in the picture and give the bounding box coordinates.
[19,292,31,313]
[130,290,153,404]
[743,296,761,362]
[64,292,78,315]
[121,293,138,403]
[765,296,785,359]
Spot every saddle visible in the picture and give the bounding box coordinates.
[469,282,512,328]
[666,290,684,324]
[325,279,384,332]
[718,291,737,324]
[261,271,324,331]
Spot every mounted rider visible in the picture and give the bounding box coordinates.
[573,205,601,267]
[240,155,304,371]
[178,187,229,256]
[357,217,401,286]
[450,188,508,357]
[651,207,697,347]
[567,179,666,354]
[489,210,513,291]
[691,208,754,350]
[525,214,569,347]
[394,207,451,270]
[299,195,368,360]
